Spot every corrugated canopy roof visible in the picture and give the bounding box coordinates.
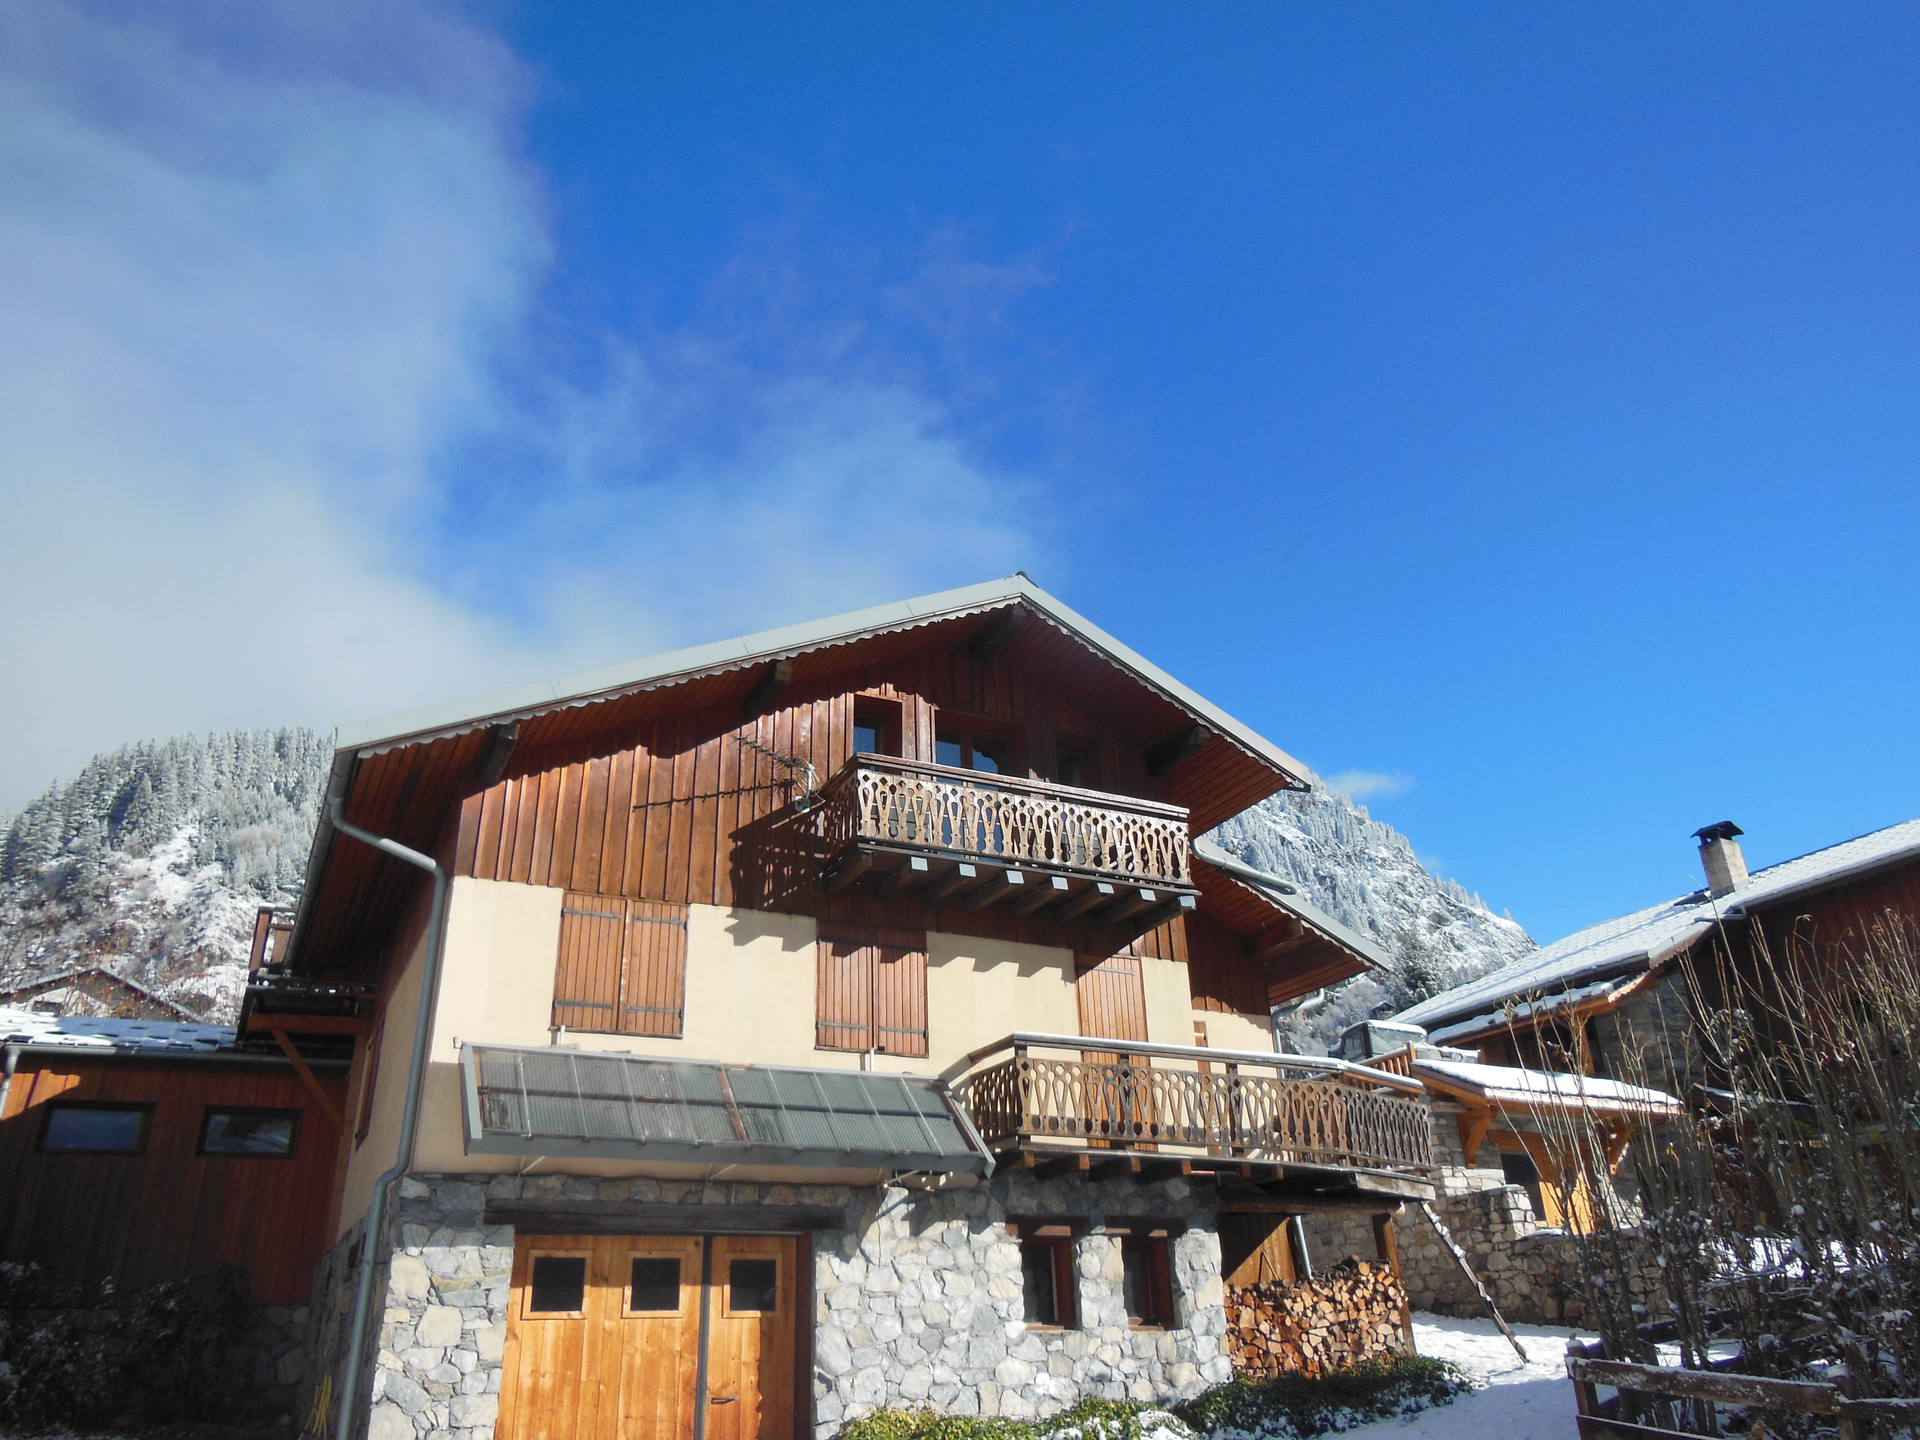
[461,1044,994,1175]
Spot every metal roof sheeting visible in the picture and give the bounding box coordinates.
[460,1044,993,1174]
[0,1007,239,1054]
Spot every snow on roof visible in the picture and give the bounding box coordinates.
[1413,1057,1682,1109]
[1397,816,1920,1035]
[0,1007,239,1054]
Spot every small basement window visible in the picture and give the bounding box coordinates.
[1019,1236,1077,1328]
[727,1258,779,1313]
[200,1107,301,1157]
[628,1257,681,1313]
[1121,1236,1176,1329]
[39,1102,152,1155]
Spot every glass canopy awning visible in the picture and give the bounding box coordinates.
[460,1043,994,1174]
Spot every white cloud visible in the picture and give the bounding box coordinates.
[1324,769,1416,803]
[0,1,1054,810]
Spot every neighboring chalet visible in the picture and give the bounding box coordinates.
[0,1006,348,1307]
[259,577,1437,1440]
[1395,816,1920,1098]
[1370,817,1920,1324]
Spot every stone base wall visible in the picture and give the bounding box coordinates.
[1226,1261,1413,1377]
[1397,1185,1662,1327]
[334,1170,1235,1440]
[814,1169,1231,1433]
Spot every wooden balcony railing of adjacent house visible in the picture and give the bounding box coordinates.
[949,1034,1435,1185]
[817,755,1196,921]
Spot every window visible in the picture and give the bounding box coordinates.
[39,1102,151,1155]
[815,927,928,1056]
[1120,1236,1176,1328]
[199,1107,300,1157]
[853,697,905,758]
[1055,738,1093,789]
[525,1253,589,1316]
[628,1256,682,1313]
[727,1258,780,1313]
[935,728,1015,774]
[553,894,689,1037]
[1019,1236,1078,1328]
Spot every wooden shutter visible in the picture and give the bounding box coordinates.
[816,928,927,1055]
[555,893,687,1037]
[872,935,928,1058]
[620,900,688,1038]
[1075,952,1149,1044]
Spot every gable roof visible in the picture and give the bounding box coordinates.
[0,966,205,1023]
[290,576,1313,972]
[1397,816,1920,1043]
[1190,836,1390,1002]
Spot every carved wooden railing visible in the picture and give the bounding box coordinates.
[816,755,1191,888]
[951,1035,1434,1176]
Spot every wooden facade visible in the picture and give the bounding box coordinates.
[0,1052,346,1305]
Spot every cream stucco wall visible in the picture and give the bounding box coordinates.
[336,921,432,1237]
[352,880,1279,1196]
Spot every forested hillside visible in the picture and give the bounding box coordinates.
[0,730,331,1017]
[0,729,1532,1044]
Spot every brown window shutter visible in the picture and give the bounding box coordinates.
[1075,951,1149,1044]
[555,895,625,1030]
[555,893,688,1037]
[815,932,875,1052]
[872,938,928,1058]
[620,899,687,1038]
[817,927,927,1055]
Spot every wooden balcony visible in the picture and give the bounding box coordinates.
[817,754,1198,925]
[950,1034,1435,1195]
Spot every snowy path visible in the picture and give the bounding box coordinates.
[1343,1311,1593,1440]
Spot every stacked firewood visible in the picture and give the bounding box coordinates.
[1226,1260,1413,1378]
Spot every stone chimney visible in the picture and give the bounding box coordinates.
[1693,820,1748,897]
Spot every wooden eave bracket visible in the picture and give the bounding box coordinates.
[267,1028,344,1132]
[742,658,795,718]
[1458,1104,1495,1163]
[475,722,520,789]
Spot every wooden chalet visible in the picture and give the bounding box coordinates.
[260,576,1436,1440]
[0,1006,348,1306]
[1395,817,1920,1099]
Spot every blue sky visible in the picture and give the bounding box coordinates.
[4,1,1917,944]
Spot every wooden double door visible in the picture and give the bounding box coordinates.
[499,1234,797,1440]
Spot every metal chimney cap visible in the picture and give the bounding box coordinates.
[1693,821,1745,843]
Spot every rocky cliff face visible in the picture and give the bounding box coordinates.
[1209,783,1535,1053]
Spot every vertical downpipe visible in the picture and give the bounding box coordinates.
[329,799,452,1440]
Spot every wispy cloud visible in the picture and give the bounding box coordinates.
[1324,769,1416,803]
[0,1,1058,808]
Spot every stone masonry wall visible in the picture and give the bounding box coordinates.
[343,1170,1234,1440]
[813,1169,1232,1434]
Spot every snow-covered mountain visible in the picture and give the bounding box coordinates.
[1209,784,1535,1053]
[0,730,331,1019]
[0,730,1533,1041]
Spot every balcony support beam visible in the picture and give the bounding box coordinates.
[924,862,982,903]
[1010,874,1072,916]
[967,868,1028,910]
[823,849,874,894]
[878,855,932,897]
[1055,881,1117,920]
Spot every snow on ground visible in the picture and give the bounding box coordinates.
[1343,1311,1593,1440]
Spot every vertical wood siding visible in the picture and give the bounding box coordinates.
[1075,952,1150,1043]
[0,1058,346,1305]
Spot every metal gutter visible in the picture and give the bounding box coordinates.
[326,799,453,1440]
